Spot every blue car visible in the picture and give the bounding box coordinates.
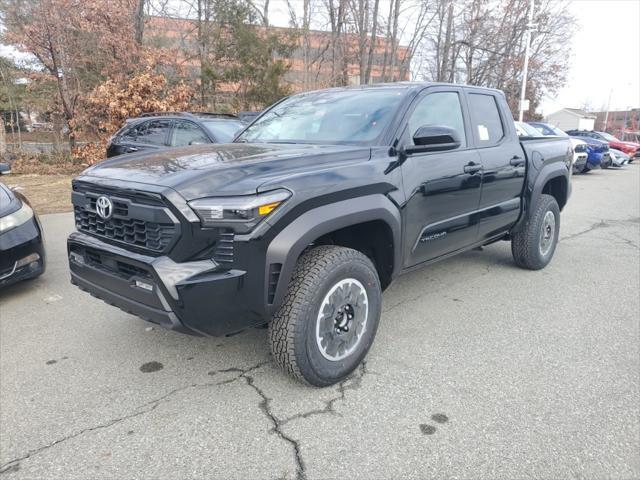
[528,122,610,172]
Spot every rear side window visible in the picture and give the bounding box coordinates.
[468,93,504,145]
[171,121,210,147]
[133,120,171,145]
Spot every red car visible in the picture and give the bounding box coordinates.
[567,130,640,157]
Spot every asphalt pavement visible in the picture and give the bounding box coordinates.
[1,165,639,479]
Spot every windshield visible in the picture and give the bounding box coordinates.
[235,88,406,145]
[515,121,543,137]
[598,131,619,142]
[546,124,568,137]
[202,119,246,142]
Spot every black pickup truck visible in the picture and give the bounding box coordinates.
[68,83,572,386]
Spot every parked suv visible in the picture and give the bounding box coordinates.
[69,84,572,386]
[106,113,246,158]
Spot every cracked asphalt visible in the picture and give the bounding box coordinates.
[1,165,639,479]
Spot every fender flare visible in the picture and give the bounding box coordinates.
[513,162,570,233]
[264,194,402,314]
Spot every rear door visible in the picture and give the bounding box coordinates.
[466,89,526,241]
[399,86,483,268]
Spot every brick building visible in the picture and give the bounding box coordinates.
[145,16,410,95]
[593,108,640,136]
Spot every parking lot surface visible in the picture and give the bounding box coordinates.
[1,166,639,479]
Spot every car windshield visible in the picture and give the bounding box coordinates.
[235,88,406,145]
[545,124,568,137]
[515,121,543,137]
[598,131,619,142]
[202,119,246,142]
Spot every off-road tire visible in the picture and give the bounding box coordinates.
[268,245,381,387]
[511,194,560,270]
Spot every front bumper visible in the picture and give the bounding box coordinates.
[68,232,265,336]
[0,217,45,288]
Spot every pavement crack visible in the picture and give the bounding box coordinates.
[280,361,369,426]
[0,361,269,474]
[561,217,640,243]
[0,400,161,474]
[240,370,307,480]
[560,220,610,242]
[612,232,639,249]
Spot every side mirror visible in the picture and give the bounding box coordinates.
[405,125,462,154]
[0,163,11,175]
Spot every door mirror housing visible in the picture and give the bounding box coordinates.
[405,125,462,154]
[0,163,11,175]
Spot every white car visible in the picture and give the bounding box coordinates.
[609,148,631,167]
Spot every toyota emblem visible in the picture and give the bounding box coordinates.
[96,196,113,220]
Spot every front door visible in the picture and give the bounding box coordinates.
[400,88,483,268]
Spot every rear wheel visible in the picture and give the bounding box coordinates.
[268,245,381,386]
[511,194,560,270]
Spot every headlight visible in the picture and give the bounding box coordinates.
[0,202,33,233]
[189,189,291,233]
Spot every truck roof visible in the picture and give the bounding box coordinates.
[301,81,504,96]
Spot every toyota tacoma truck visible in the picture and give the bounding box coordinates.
[68,83,572,386]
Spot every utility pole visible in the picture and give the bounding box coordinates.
[603,88,612,132]
[518,0,535,122]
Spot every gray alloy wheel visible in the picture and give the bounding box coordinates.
[315,278,369,361]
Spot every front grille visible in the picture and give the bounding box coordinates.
[74,207,175,253]
[574,143,586,153]
[72,183,178,255]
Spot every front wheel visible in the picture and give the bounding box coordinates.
[511,194,560,270]
[268,245,382,386]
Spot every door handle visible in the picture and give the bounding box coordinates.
[127,147,139,152]
[463,162,482,174]
[510,155,525,167]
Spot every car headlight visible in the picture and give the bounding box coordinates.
[0,202,33,233]
[189,189,291,233]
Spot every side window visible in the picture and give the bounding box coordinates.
[407,91,466,148]
[121,122,147,142]
[135,120,171,145]
[468,93,505,145]
[171,121,210,147]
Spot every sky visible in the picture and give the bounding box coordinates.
[1,0,639,116]
[538,0,640,115]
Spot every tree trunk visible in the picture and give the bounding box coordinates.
[302,0,310,89]
[0,118,6,158]
[389,0,400,81]
[134,0,146,44]
[262,0,270,26]
[364,0,380,84]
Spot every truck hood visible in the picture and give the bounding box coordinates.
[82,143,371,200]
